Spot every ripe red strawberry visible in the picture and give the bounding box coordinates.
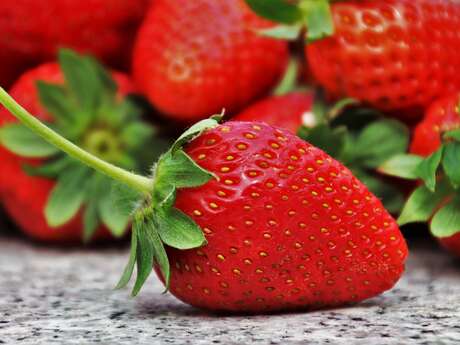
[408,92,460,257]
[0,0,151,87]
[247,0,460,120]
[158,121,408,312]
[132,0,289,122]
[0,87,408,312]
[0,50,160,243]
[234,92,314,133]
[307,0,460,119]
[411,93,460,157]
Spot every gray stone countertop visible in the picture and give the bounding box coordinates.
[1,234,460,345]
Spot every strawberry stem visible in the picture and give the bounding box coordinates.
[0,87,153,194]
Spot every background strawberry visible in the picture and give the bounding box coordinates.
[381,92,460,258]
[132,0,289,122]
[247,0,460,121]
[235,92,314,133]
[0,49,166,243]
[0,0,151,87]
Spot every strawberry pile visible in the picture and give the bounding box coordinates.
[0,0,459,314]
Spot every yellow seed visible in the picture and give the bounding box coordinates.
[220,126,231,132]
[226,155,235,161]
[311,191,318,196]
[196,250,205,257]
[203,288,210,294]
[217,190,227,197]
[263,233,272,239]
[271,142,280,149]
[224,179,234,185]
[220,282,229,288]
[243,205,251,211]
[320,227,329,233]
[251,192,260,198]
[203,227,213,234]
[245,220,254,226]
[294,242,302,249]
[265,204,273,210]
[291,155,299,161]
[252,125,261,131]
[228,225,236,231]
[259,251,268,257]
[232,268,241,275]
[209,202,218,209]
[255,268,264,274]
[229,247,238,254]
[244,259,252,265]
[206,139,216,145]
[220,167,230,172]
[193,210,202,216]
[316,159,324,165]
[195,265,203,273]
[245,133,256,139]
[237,143,247,150]
[266,182,275,188]
[285,229,292,236]
[217,254,226,261]
[198,154,206,160]
[317,177,325,183]
[291,185,299,190]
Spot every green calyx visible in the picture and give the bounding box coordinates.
[0,49,168,241]
[380,130,460,238]
[245,0,334,42]
[116,116,222,296]
[297,92,410,214]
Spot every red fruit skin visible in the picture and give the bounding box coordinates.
[160,122,408,313]
[0,63,135,243]
[133,0,289,122]
[234,93,314,133]
[410,92,460,256]
[0,0,151,87]
[306,0,460,120]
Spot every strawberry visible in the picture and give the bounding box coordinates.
[0,88,408,312]
[234,92,410,214]
[0,0,150,87]
[0,49,165,243]
[235,92,313,133]
[132,0,289,122]
[246,0,460,120]
[380,92,460,258]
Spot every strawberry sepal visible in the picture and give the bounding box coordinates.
[246,0,334,42]
[117,117,221,295]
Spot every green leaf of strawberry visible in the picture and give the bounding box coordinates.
[398,182,452,226]
[415,147,443,192]
[431,196,460,238]
[442,142,460,188]
[246,0,334,42]
[45,164,91,227]
[0,123,59,157]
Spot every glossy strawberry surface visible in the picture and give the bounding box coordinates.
[410,92,460,156]
[307,0,460,120]
[133,0,289,122]
[0,0,150,87]
[0,63,135,242]
[234,93,314,133]
[160,121,408,312]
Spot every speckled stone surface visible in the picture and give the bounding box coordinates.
[1,236,460,345]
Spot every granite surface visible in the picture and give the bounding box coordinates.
[1,236,460,345]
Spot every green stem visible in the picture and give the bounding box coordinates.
[0,87,153,194]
